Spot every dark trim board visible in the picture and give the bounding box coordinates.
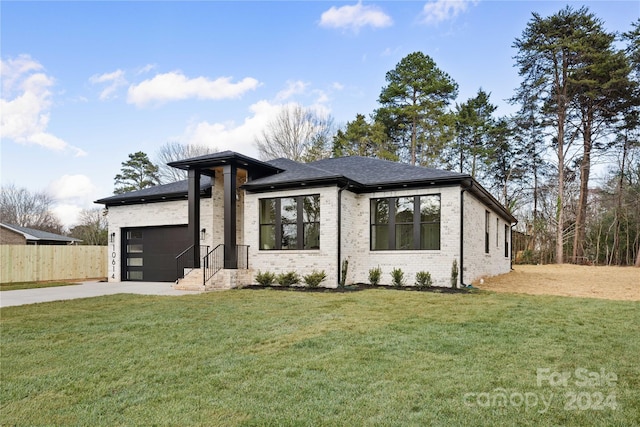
[121,225,190,282]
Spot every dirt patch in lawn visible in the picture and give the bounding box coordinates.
[475,264,640,301]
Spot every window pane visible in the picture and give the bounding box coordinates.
[396,224,413,250]
[260,225,276,250]
[260,199,276,224]
[395,197,414,224]
[420,195,440,222]
[127,244,143,253]
[421,223,440,250]
[127,257,143,266]
[127,271,143,280]
[303,195,320,223]
[304,223,320,249]
[281,223,297,249]
[281,198,297,224]
[127,230,143,239]
[371,199,389,224]
[371,225,389,250]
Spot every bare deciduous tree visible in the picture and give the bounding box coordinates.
[155,142,219,183]
[69,208,108,245]
[255,104,334,162]
[0,183,63,233]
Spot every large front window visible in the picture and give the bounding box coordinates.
[370,195,440,250]
[259,195,320,250]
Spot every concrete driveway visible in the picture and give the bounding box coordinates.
[0,281,203,308]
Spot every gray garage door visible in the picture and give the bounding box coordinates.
[122,225,190,282]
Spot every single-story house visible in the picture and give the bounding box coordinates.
[0,223,81,245]
[95,151,516,289]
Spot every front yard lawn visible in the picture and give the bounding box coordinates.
[1,289,638,426]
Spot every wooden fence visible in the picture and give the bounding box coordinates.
[0,245,108,283]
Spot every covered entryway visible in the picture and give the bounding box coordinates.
[122,225,190,282]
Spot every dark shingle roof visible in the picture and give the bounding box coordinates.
[0,223,81,243]
[244,156,470,191]
[95,176,212,206]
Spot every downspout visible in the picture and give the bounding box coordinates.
[460,179,473,287]
[337,181,350,286]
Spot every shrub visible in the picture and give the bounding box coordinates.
[368,266,382,285]
[276,271,300,287]
[339,259,349,288]
[415,271,433,289]
[255,271,276,286]
[390,268,405,288]
[303,270,327,288]
[451,259,459,289]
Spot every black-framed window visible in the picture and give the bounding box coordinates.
[485,211,490,254]
[370,194,440,251]
[259,194,320,250]
[504,224,509,258]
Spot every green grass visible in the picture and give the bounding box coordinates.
[0,281,77,291]
[1,289,638,426]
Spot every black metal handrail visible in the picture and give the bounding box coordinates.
[175,245,209,281]
[203,244,225,286]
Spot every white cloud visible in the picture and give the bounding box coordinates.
[320,2,393,32]
[0,54,87,156]
[181,100,281,157]
[331,82,345,91]
[127,71,260,107]
[48,174,96,201]
[276,80,308,101]
[89,69,127,100]
[136,63,156,75]
[420,0,478,25]
[47,174,98,228]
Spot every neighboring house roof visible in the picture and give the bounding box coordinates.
[0,223,81,244]
[95,176,213,206]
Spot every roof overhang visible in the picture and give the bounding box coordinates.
[168,151,282,179]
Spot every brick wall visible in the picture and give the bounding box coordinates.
[462,191,512,284]
[106,198,213,282]
[0,227,26,245]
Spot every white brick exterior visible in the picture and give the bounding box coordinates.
[105,179,512,287]
[244,186,340,286]
[106,198,213,282]
[244,184,512,288]
[462,191,512,283]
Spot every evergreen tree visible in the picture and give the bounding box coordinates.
[376,52,458,166]
[114,151,159,195]
[451,88,497,179]
[513,6,606,263]
[331,114,397,160]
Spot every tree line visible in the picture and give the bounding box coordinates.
[3,7,637,264]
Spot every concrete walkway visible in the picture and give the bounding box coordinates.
[0,281,203,308]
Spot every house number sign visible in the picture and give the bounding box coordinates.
[111,241,116,279]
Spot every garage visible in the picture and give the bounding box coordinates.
[122,225,190,282]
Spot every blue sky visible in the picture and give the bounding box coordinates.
[1,1,638,227]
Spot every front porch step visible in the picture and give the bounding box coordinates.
[205,269,254,291]
[174,268,205,291]
[174,268,255,291]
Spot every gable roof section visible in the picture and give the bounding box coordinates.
[0,223,81,243]
[95,176,212,206]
